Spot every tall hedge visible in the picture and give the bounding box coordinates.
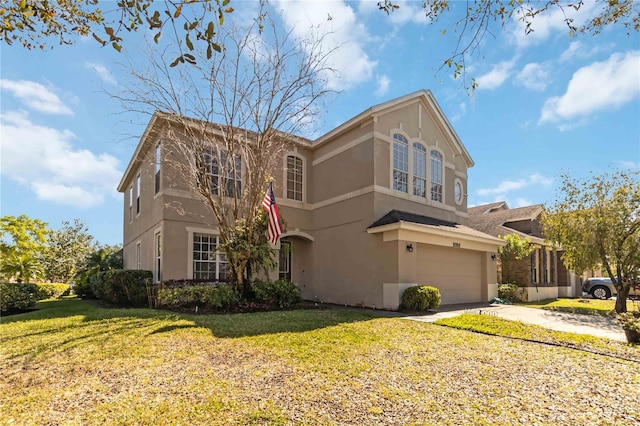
[90,269,152,307]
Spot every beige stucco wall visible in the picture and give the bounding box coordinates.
[119,93,496,310]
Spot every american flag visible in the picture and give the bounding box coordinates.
[262,182,283,245]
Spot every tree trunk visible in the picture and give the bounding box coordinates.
[615,283,630,313]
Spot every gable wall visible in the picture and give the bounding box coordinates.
[371,100,469,224]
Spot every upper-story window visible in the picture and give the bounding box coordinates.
[204,149,242,197]
[412,143,427,198]
[128,186,133,222]
[154,144,161,194]
[454,179,463,205]
[136,174,141,215]
[286,155,303,201]
[392,134,409,193]
[430,150,443,202]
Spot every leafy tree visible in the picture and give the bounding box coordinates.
[2,0,638,82]
[74,245,123,297]
[0,215,50,259]
[76,246,123,280]
[0,253,44,283]
[41,219,95,283]
[0,0,234,65]
[498,234,535,285]
[542,171,640,313]
[118,10,334,291]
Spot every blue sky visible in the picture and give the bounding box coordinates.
[1,1,639,246]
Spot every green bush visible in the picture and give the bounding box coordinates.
[400,285,441,311]
[158,283,240,311]
[252,279,301,309]
[0,282,39,313]
[72,279,95,299]
[35,283,71,300]
[90,269,152,307]
[498,283,522,302]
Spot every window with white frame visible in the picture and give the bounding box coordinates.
[430,150,443,202]
[136,174,141,215]
[136,242,141,270]
[412,143,427,197]
[155,232,162,282]
[392,134,409,193]
[286,155,303,201]
[155,144,161,194]
[128,186,133,222]
[454,179,463,205]
[193,234,228,281]
[204,149,241,197]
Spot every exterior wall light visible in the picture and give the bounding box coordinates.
[491,254,497,261]
[406,243,414,253]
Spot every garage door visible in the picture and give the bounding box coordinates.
[417,245,482,304]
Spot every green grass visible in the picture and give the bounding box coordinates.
[2,298,640,425]
[519,298,640,317]
[435,313,639,360]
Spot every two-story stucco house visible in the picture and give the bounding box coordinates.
[117,90,505,309]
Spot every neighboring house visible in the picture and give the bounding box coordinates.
[117,90,505,309]
[468,202,581,301]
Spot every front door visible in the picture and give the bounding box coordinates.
[279,241,292,282]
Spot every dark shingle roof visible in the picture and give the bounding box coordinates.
[368,210,457,229]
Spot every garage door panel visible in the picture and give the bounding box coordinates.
[417,245,482,304]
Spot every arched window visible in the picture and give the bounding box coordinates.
[413,143,427,197]
[392,134,408,193]
[286,155,303,201]
[430,150,443,202]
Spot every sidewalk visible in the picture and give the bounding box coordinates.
[403,303,627,342]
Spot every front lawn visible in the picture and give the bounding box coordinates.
[1,298,639,425]
[521,298,639,317]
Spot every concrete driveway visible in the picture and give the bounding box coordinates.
[404,303,627,342]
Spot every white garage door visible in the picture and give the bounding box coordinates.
[417,245,482,304]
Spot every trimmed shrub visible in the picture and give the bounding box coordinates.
[400,285,441,311]
[0,282,39,313]
[90,269,152,307]
[252,279,301,309]
[35,283,71,300]
[158,283,240,311]
[498,283,522,302]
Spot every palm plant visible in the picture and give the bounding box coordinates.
[73,247,122,297]
[0,253,44,283]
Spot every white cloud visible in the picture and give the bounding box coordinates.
[516,62,550,91]
[0,111,122,208]
[617,160,640,171]
[559,41,582,63]
[539,51,640,126]
[559,41,612,63]
[477,174,553,197]
[508,1,598,48]
[387,1,428,25]
[85,62,119,86]
[0,79,73,115]
[450,101,467,122]
[374,75,390,96]
[274,0,377,90]
[475,60,516,90]
[513,197,533,208]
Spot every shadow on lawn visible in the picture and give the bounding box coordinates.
[1,297,386,341]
